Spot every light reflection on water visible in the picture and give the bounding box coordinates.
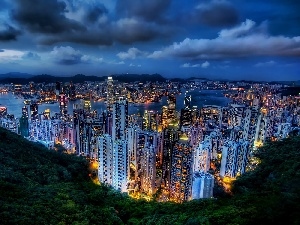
[0,89,231,118]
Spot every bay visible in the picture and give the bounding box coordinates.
[0,89,231,118]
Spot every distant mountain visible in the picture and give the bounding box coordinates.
[0,72,33,79]
[0,73,167,84]
[112,73,166,83]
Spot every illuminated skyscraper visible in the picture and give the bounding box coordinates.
[170,133,193,202]
[161,106,168,128]
[30,102,38,121]
[228,104,246,128]
[73,103,86,156]
[201,105,221,131]
[193,140,210,173]
[191,172,214,199]
[180,94,193,128]
[69,81,76,100]
[22,105,28,117]
[112,98,128,141]
[162,125,180,188]
[59,94,68,116]
[55,81,61,97]
[167,94,176,121]
[143,110,159,131]
[184,94,191,109]
[84,100,91,113]
[0,106,8,118]
[106,76,114,112]
[112,139,128,192]
[220,140,250,178]
[19,106,29,137]
[43,109,50,119]
[98,134,113,185]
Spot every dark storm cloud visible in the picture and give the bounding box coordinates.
[39,29,113,46]
[84,5,108,23]
[191,0,239,27]
[115,0,171,22]
[7,0,174,46]
[11,0,84,34]
[50,46,84,65]
[112,18,172,44]
[0,24,21,41]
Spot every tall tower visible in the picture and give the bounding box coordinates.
[112,139,128,192]
[73,103,85,156]
[19,106,29,137]
[184,93,192,109]
[98,134,113,185]
[170,133,193,202]
[0,106,7,118]
[30,102,38,121]
[162,125,180,188]
[59,94,68,116]
[106,76,114,112]
[55,81,61,100]
[167,94,176,121]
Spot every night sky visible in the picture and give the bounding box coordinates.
[0,0,299,81]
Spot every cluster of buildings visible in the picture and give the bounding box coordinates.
[0,78,300,203]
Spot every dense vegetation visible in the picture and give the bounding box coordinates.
[0,127,299,225]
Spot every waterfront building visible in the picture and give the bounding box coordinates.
[0,106,7,118]
[19,106,29,137]
[30,102,39,121]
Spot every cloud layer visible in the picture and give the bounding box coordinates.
[150,19,300,59]
[0,24,20,41]
[191,0,239,27]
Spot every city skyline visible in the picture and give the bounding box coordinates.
[1,77,299,202]
[0,0,299,81]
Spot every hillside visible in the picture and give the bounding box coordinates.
[0,127,299,225]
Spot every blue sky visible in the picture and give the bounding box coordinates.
[0,0,299,81]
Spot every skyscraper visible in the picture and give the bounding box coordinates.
[0,106,7,118]
[98,134,113,185]
[112,139,128,192]
[59,94,68,116]
[19,106,29,137]
[106,76,114,112]
[170,133,193,202]
[191,172,214,199]
[167,94,176,121]
[112,98,128,141]
[30,102,38,121]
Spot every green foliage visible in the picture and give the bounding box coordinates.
[0,127,300,225]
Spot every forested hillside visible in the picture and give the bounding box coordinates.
[0,127,299,225]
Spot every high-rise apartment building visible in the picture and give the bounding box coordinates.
[112,98,128,141]
[191,172,214,199]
